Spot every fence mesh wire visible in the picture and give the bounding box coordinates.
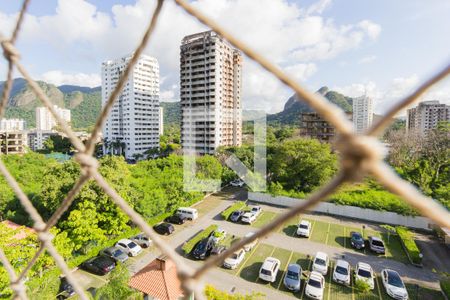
[1,0,450,299]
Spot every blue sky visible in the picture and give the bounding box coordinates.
[0,0,449,114]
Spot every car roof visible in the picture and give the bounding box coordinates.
[117,239,132,244]
[287,263,301,272]
[300,220,310,225]
[262,257,280,268]
[369,236,383,241]
[335,259,350,268]
[244,232,255,237]
[243,212,253,216]
[351,231,362,237]
[309,271,324,280]
[104,246,119,252]
[357,262,372,270]
[315,252,328,260]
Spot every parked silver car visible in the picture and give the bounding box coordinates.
[284,263,302,291]
[99,246,128,263]
[131,233,152,248]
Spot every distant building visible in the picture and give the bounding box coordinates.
[407,100,450,134]
[159,107,164,136]
[300,112,353,142]
[352,96,373,134]
[102,53,160,160]
[0,131,27,154]
[128,255,183,300]
[36,105,71,131]
[180,30,242,155]
[0,119,25,131]
[27,130,57,151]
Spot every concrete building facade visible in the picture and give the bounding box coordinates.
[300,112,352,142]
[352,95,373,134]
[0,131,27,154]
[27,130,57,151]
[180,30,242,155]
[36,105,71,131]
[0,119,25,131]
[159,107,164,136]
[407,100,450,134]
[102,53,160,160]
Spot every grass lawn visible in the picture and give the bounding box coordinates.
[239,243,275,282]
[193,194,223,216]
[252,211,278,228]
[310,220,330,244]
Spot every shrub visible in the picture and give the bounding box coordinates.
[204,284,265,300]
[182,225,218,254]
[396,226,422,264]
[440,278,450,299]
[221,201,247,220]
[354,279,371,294]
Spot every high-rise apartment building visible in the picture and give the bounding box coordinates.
[36,105,71,131]
[180,31,242,155]
[0,119,25,131]
[300,112,352,142]
[159,107,164,136]
[407,100,450,134]
[102,53,160,160]
[352,95,373,134]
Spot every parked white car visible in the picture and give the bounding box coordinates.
[241,212,257,224]
[355,262,375,290]
[381,269,408,300]
[210,228,227,244]
[249,206,262,217]
[176,207,198,220]
[115,239,142,257]
[296,220,311,237]
[305,271,325,300]
[230,179,245,187]
[223,249,246,269]
[243,232,258,252]
[259,257,281,282]
[332,259,351,286]
[312,252,329,275]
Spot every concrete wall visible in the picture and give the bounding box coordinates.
[248,192,434,231]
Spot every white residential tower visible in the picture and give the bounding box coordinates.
[352,95,373,134]
[101,53,160,159]
[36,105,71,131]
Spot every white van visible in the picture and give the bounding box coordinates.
[176,207,198,220]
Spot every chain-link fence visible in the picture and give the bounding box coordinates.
[1,0,449,299]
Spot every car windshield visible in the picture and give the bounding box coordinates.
[261,269,272,276]
[287,270,299,280]
[358,269,371,278]
[196,242,206,252]
[231,253,239,259]
[336,266,348,275]
[232,211,240,216]
[299,224,308,229]
[128,242,137,249]
[308,278,322,288]
[112,250,123,257]
[372,240,384,247]
[387,273,404,288]
[315,258,326,266]
[353,233,363,241]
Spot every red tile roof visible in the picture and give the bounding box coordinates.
[1,220,35,240]
[129,256,184,300]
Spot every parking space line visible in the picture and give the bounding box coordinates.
[308,220,316,240]
[375,275,383,299]
[236,243,260,277]
[277,250,294,290]
[325,222,331,245]
[327,263,332,300]
[300,258,312,299]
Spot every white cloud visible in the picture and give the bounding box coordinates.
[0,0,382,112]
[358,55,376,64]
[41,70,101,87]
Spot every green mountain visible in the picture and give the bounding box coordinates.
[0,78,101,129]
[267,86,353,125]
[160,101,180,128]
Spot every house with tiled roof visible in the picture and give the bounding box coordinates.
[1,220,35,241]
[128,255,185,300]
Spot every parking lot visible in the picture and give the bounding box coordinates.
[217,242,444,300]
[71,187,444,299]
[251,210,408,264]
